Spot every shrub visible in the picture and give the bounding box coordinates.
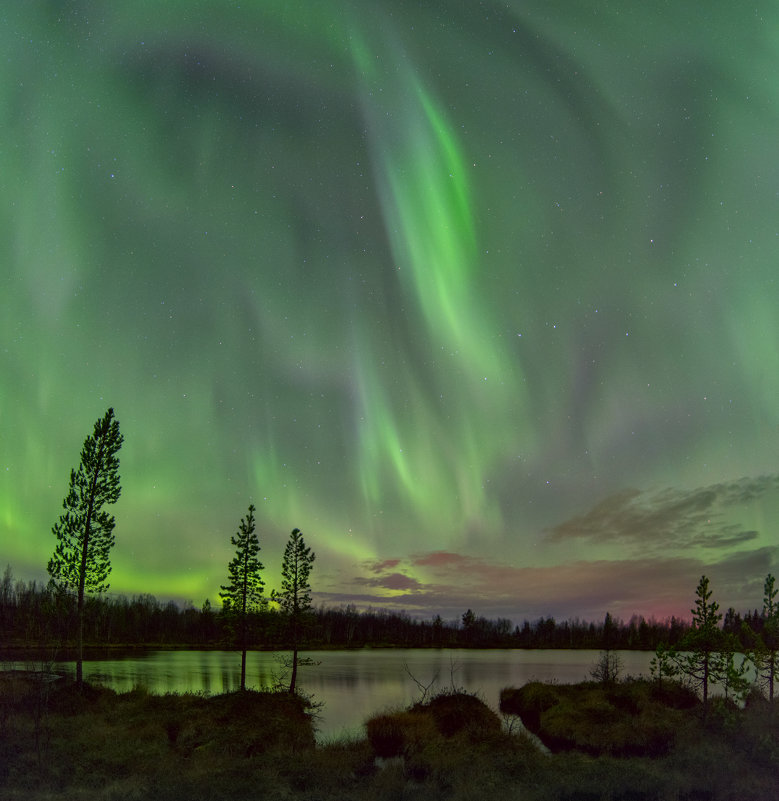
[365,712,406,758]
[649,679,699,710]
[590,650,623,684]
[365,708,439,758]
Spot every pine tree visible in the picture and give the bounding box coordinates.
[48,408,123,689]
[649,641,679,691]
[755,573,779,700]
[719,632,751,703]
[272,528,315,693]
[677,575,724,707]
[219,504,266,691]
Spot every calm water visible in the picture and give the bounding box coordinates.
[11,649,657,739]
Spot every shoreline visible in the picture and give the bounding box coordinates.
[1,642,662,660]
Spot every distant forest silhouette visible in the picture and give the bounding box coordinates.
[0,565,768,653]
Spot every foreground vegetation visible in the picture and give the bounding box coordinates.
[1,672,777,800]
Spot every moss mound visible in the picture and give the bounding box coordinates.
[366,690,502,759]
[413,689,503,737]
[501,679,698,757]
[365,690,539,789]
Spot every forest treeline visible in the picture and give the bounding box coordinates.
[0,564,770,653]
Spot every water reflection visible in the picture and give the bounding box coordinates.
[19,649,657,739]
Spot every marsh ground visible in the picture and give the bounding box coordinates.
[0,674,777,800]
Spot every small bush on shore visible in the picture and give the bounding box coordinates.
[650,679,699,709]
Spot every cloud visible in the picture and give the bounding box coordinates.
[718,475,779,506]
[319,476,779,621]
[363,558,402,573]
[353,572,422,591]
[318,544,778,624]
[688,527,758,549]
[545,476,779,553]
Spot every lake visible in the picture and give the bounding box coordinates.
[10,649,659,739]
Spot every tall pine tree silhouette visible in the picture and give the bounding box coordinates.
[272,528,315,693]
[220,504,266,691]
[48,408,123,689]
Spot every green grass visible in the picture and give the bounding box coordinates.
[1,674,778,800]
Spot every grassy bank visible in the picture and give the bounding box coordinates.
[1,673,777,800]
[500,678,779,798]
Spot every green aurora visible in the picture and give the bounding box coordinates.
[2,1,778,621]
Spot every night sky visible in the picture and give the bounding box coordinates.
[3,1,778,623]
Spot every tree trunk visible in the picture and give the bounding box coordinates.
[241,555,248,691]
[76,592,84,688]
[289,646,298,694]
[76,524,90,691]
[77,455,100,692]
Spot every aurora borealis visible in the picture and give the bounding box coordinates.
[3,1,778,623]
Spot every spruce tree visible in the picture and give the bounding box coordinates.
[272,528,315,693]
[219,504,266,691]
[48,407,123,689]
